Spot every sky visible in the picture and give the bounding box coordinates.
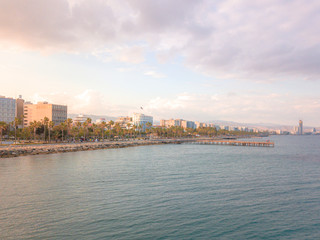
[0,0,320,126]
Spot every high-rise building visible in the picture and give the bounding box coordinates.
[298,120,303,135]
[16,96,25,122]
[24,101,67,127]
[132,113,153,131]
[0,96,16,123]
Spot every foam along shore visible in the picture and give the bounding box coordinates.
[0,140,179,158]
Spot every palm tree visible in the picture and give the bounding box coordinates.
[66,118,73,140]
[48,121,54,143]
[99,121,107,141]
[59,122,67,142]
[108,120,114,130]
[30,120,40,142]
[0,121,8,144]
[12,117,22,144]
[127,123,132,138]
[83,118,92,141]
[42,117,49,142]
[114,122,122,138]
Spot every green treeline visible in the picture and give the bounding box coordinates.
[0,118,263,144]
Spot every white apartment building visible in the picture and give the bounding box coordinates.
[133,113,153,131]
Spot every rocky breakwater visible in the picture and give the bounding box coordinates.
[0,140,173,158]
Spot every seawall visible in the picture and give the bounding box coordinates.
[0,140,177,158]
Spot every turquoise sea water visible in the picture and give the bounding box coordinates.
[1,136,320,239]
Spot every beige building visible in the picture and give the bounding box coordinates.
[160,119,182,128]
[16,97,25,121]
[24,101,67,127]
[116,116,132,129]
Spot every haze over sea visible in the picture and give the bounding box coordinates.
[1,136,320,239]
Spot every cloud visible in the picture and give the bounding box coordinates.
[109,45,145,64]
[29,90,132,116]
[146,92,320,125]
[144,70,166,78]
[1,0,320,80]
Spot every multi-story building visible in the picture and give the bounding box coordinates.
[73,114,88,124]
[115,116,133,129]
[160,119,181,128]
[24,101,67,127]
[16,96,25,121]
[0,96,16,123]
[298,120,303,135]
[132,113,153,131]
[181,120,196,129]
[0,95,25,124]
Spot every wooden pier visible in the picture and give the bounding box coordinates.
[188,139,274,147]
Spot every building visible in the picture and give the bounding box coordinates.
[0,96,16,123]
[115,116,133,129]
[95,118,106,124]
[16,96,25,121]
[181,120,196,129]
[73,114,88,124]
[0,95,24,124]
[298,120,303,135]
[160,119,181,128]
[24,101,67,127]
[132,113,153,131]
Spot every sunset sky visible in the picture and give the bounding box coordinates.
[1,0,320,126]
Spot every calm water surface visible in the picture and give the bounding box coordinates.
[1,136,320,239]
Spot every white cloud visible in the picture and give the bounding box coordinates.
[146,92,320,125]
[1,0,320,80]
[144,70,166,78]
[113,45,145,64]
[29,90,132,117]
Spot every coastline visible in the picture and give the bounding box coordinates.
[0,140,179,158]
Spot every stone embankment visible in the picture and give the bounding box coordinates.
[0,140,178,158]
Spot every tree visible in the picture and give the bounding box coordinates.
[65,118,73,140]
[12,117,22,144]
[30,120,41,142]
[108,120,114,130]
[83,118,92,140]
[42,117,49,142]
[48,121,54,143]
[59,122,67,141]
[0,121,8,144]
[99,121,107,141]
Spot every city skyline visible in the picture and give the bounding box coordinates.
[1,1,320,126]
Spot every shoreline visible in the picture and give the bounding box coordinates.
[0,140,180,158]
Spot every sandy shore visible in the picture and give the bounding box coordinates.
[0,139,180,158]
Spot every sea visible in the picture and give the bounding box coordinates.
[1,135,320,239]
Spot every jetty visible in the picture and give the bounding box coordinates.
[186,139,274,147]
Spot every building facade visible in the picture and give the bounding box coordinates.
[115,116,132,129]
[0,96,16,123]
[181,120,196,129]
[132,113,153,131]
[298,120,303,135]
[24,101,67,126]
[160,119,181,128]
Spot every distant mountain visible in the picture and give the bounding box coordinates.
[68,113,117,122]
